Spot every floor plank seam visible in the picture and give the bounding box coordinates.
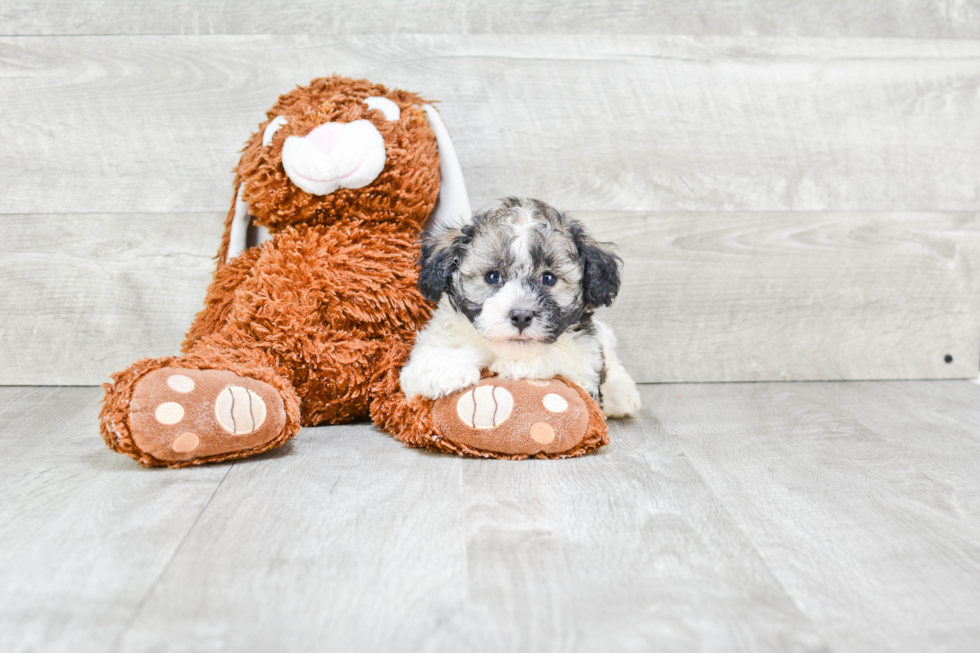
[109,464,234,652]
[665,431,830,646]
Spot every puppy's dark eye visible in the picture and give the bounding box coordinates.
[485,270,503,285]
[540,272,557,287]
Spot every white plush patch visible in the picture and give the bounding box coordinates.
[155,402,184,425]
[364,96,400,121]
[456,385,514,429]
[262,115,288,147]
[226,185,274,262]
[281,119,386,196]
[422,105,472,232]
[167,374,195,393]
[226,186,250,261]
[542,393,568,413]
[214,386,267,435]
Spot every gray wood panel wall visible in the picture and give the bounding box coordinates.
[2,2,979,385]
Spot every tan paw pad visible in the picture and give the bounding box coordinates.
[172,432,200,453]
[530,422,556,444]
[433,377,590,456]
[129,367,287,463]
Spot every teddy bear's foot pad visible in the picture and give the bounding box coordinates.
[129,367,287,463]
[432,377,590,456]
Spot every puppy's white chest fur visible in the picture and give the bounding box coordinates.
[406,298,603,395]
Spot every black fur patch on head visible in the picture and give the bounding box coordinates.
[571,223,622,308]
[450,286,484,323]
[417,224,472,303]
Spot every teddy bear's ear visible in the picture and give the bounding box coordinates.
[417,224,472,303]
[226,185,273,262]
[422,105,472,232]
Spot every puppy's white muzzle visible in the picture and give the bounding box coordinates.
[281,119,386,196]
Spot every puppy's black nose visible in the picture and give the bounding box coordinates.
[509,309,534,332]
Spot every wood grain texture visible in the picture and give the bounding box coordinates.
[422,415,824,652]
[3,28,979,385]
[0,213,222,385]
[648,381,980,652]
[5,382,980,651]
[0,386,231,653]
[113,422,471,653]
[3,0,979,38]
[588,210,980,382]
[4,210,976,385]
[0,386,825,653]
[1,35,978,214]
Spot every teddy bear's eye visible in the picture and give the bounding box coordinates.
[364,96,401,121]
[485,270,502,285]
[540,272,557,287]
[262,115,288,147]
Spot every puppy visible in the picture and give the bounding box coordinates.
[399,197,641,418]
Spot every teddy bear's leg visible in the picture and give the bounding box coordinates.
[181,246,263,354]
[369,343,609,459]
[102,219,429,466]
[100,347,302,468]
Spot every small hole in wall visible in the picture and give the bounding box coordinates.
[944,354,954,364]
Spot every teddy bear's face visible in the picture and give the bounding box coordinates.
[235,77,441,232]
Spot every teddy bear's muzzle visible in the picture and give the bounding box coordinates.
[281,119,387,196]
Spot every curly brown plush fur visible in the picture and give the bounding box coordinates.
[100,76,607,467]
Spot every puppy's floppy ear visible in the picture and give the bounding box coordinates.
[572,223,622,308]
[418,224,473,303]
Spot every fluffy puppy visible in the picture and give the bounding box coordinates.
[399,197,641,417]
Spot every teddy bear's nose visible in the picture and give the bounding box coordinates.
[281,119,387,196]
[306,123,345,155]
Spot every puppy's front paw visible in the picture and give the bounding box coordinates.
[601,370,642,418]
[400,346,483,400]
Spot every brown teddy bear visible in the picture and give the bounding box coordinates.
[99,76,608,467]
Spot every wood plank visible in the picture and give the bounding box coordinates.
[4,210,976,385]
[3,0,979,38]
[429,415,825,651]
[588,210,980,382]
[113,423,472,652]
[0,213,222,385]
[818,381,980,518]
[0,386,232,653]
[6,382,980,650]
[649,381,980,652]
[1,35,978,215]
[113,404,825,652]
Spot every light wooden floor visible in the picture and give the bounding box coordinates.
[3,381,980,652]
